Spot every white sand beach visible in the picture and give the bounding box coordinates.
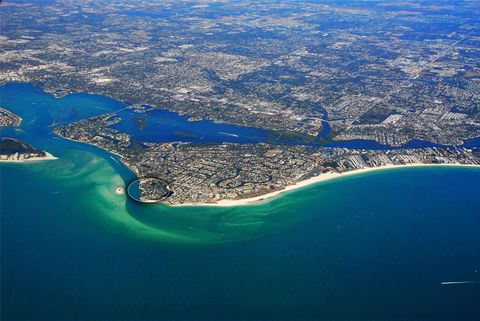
[177,163,480,207]
[0,152,58,163]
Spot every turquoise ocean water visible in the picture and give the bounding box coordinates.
[1,83,480,320]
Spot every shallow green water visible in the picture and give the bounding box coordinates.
[1,83,480,320]
[2,156,480,320]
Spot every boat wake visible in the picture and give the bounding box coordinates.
[441,281,479,285]
[219,132,239,138]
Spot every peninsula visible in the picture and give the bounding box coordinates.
[0,138,57,163]
[54,114,480,205]
[0,107,22,127]
[3,0,480,205]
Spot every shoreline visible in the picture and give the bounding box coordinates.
[51,134,480,208]
[55,135,140,176]
[173,163,480,207]
[0,152,58,163]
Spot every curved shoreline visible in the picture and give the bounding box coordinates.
[51,133,480,208]
[174,163,480,207]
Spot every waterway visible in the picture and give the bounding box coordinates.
[1,83,479,320]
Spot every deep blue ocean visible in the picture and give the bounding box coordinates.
[1,83,480,321]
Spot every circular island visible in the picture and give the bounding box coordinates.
[127,178,171,203]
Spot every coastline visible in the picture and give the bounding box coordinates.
[0,152,58,163]
[175,163,480,207]
[5,82,479,209]
[55,135,140,176]
[52,133,480,208]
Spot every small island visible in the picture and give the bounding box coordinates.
[0,138,57,163]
